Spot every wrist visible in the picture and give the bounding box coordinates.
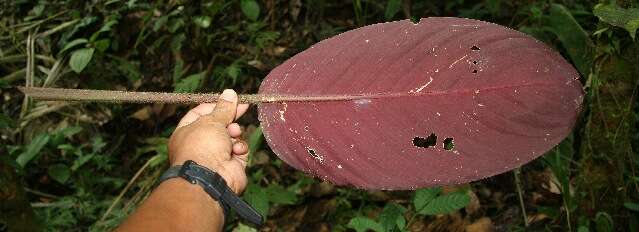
[168,158,240,194]
[170,156,222,172]
[161,178,226,223]
[159,160,264,227]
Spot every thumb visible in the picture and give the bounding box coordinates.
[198,89,238,126]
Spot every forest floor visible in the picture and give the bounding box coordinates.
[1,0,638,231]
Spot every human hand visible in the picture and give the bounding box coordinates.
[168,89,250,194]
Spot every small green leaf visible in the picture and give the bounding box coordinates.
[594,4,639,39]
[173,58,185,82]
[243,184,269,217]
[93,39,111,52]
[48,164,71,184]
[595,212,614,232]
[171,33,186,52]
[226,63,241,84]
[69,48,95,73]
[168,18,185,33]
[379,203,407,231]
[71,154,95,171]
[51,126,83,145]
[0,114,14,129]
[193,15,212,28]
[624,202,639,212]
[418,192,470,215]
[247,127,263,166]
[546,4,594,77]
[347,216,384,232]
[413,187,441,211]
[241,0,260,21]
[59,38,88,54]
[91,136,107,153]
[148,153,168,167]
[174,71,205,93]
[265,183,297,204]
[153,15,169,32]
[577,226,590,232]
[16,133,50,168]
[384,0,401,21]
[235,223,257,232]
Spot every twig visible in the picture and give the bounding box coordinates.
[24,187,60,199]
[19,32,36,119]
[30,201,73,208]
[514,168,528,227]
[98,157,155,224]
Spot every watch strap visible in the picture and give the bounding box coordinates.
[159,161,264,227]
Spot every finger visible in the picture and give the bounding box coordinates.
[227,123,242,138]
[176,103,216,128]
[236,104,249,119]
[233,153,249,168]
[232,140,248,155]
[198,89,238,126]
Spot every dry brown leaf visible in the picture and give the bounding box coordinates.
[251,151,270,166]
[527,213,549,224]
[465,217,494,232]
[465,189,481,216]
[310,181,335,197]
[540,168,562,194]
[426,213,467,232]
[248,60,266,70]
[130,106,152,121]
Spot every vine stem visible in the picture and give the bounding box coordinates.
[18,87,379,104]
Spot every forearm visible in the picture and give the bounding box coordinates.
[116,178,225,232]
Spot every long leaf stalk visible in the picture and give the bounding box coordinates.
[19,87,375,104]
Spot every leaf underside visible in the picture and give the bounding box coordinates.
[258,17,584,190]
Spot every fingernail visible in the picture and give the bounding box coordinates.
[220,89,236,102]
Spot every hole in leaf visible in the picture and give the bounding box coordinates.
[308,149,318,158]
[472,69,478,73]
[413,133,437,148]
[472,60,478,64]
[471,45,480,51]
[410,17,420,24]
[443,138,455,150]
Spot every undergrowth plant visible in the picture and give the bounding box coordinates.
[1,0,638,231]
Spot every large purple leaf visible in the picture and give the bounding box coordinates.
[258,17,584,190]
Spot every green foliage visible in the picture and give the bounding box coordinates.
[69,48,95,73]
[242,181,299,218]
[193,16,212,29]
[347,216,384,232]
[385,0,402,21]
[174,71,206,93]
[379,203,407,231]
[241,0,260,21]
[2,0,638,231]
[346,188,470,232]
[48,164,71,184]
[413,187,441,211]
[625,202,639,212]
[413,187,470,216]
[546,4,595,77]
[594,3,639,39]
[59,38,89,54]
[16,133,50,168]
[595,212,614,232]
[417,192,470,216]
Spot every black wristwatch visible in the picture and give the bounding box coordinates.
[159,160,264,227]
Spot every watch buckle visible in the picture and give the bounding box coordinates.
[179,160,198,184]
